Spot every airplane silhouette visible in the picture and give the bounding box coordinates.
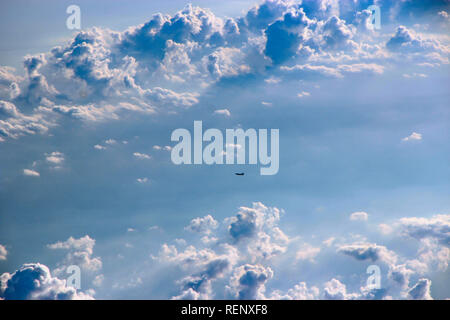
[235,173,245,176]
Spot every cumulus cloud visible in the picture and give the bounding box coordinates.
[397,214,449,246]
[386,26,449,64]
[228,264,273,299]
[0,100,52,140]
[337,243,398,265]
[47,235,102,273]
[270,281,319,300]
[158,243,239,299]
[264,7,312,64]
[0,263,94,300]
[323,278,358,300]
[185,215,218,235]
[151,200,449,300]
[0,1,446,143]
[154,202,290,299]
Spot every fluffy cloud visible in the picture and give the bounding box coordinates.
[228,202,282,241]
[270,282,319,300]
[47,235,102,273]
[0,100,52,140]
[386,26,449,64]
[264,7,312,64]
[158,243,239,299]
[227,264,273,299]
[152,200,449,300]
[185,215,218,235]
[337,243,398,265]
[0,263,94,300]
[323,278,358,300]
[0,1,447,143]
[397,214,449,246]
[155,202,290,299]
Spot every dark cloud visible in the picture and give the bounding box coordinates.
[0,263,93,300]
[337,243,397,265]
[228,264,273,299]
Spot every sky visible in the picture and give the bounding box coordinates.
[0,0,449,300]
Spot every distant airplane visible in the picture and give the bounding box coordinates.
[235,173,245,176]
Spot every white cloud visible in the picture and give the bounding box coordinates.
[296,244,321,262]
[136,177,149,183]
[270,282,319,300]
[323,278,359,300]
[185,215,218,235]
[0,244,7,260]
[264,77,281,84]
[133,152,151,160]
[105,139,116,145]
[227,264,273,299]
[213,109,231,117]
[297,91,311,98]
[45,151,64,164]
[47,235,102,273]
[153,145,172,151]
[350,211,369,221]
[408,278,433,300]
[0,2,447,145]
[149,199,449,299]
[23,169,40,177]
[402,132,422,141]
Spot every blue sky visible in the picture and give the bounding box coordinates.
[0,0,449,300]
